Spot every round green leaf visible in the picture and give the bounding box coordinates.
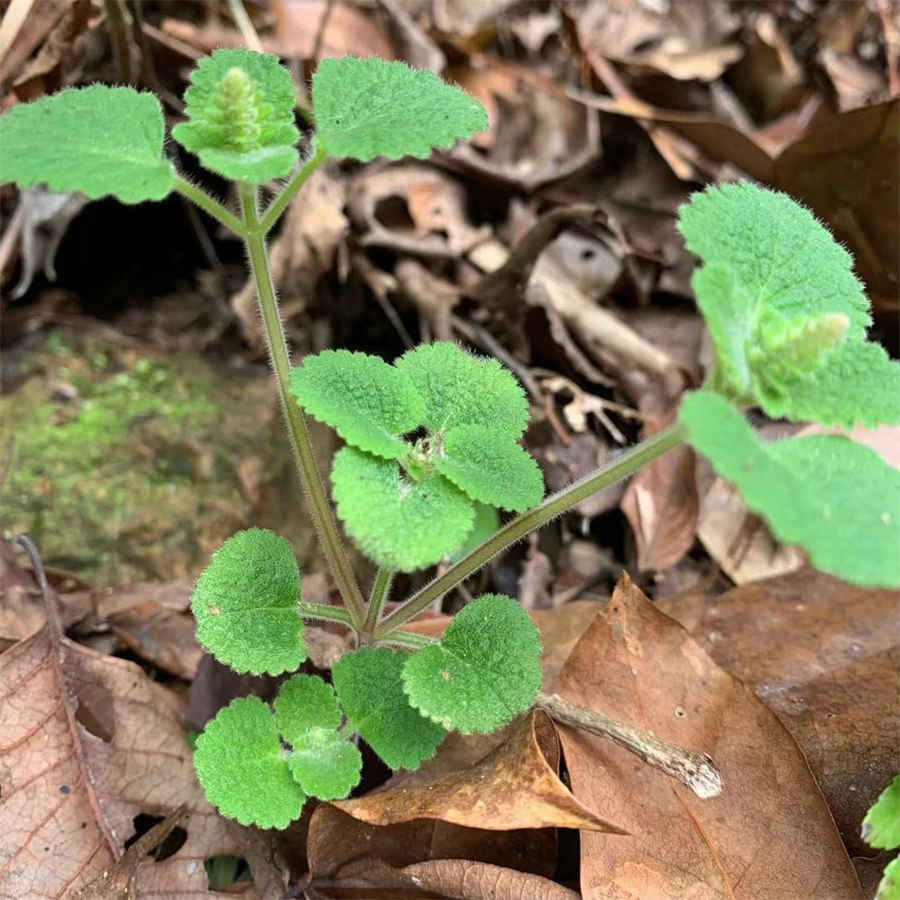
[290,350,423,459]
[402,594,542,734]
[332,647,445,770]
[193,696,305,829]
[0,86,173,203]
[436,425,543,511]
[331,447,474,570]
[863,776,900,851]
[191,528,306,675]
[448,503,500,564]
[395,342,529,437]
[876,856,899,900]
[172,49,299,183]
[312,57,487,161]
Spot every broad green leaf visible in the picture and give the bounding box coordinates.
[331,447,474,570]
[172,49,299,183]
[448,502,500,564]
[680,391,900,587]
[193,696,305,828]
[0,86,173,203]
[191,528,306,675]
[678,181,900,426]
[863,775,900,850]
[290,350,423,459]
[332,646,446,770]
[436,425,543,511]
[402,594,542,734]
[312,57,487,161]
[274,675,361,800]
[877,857,900,900]
[395,342,529,437]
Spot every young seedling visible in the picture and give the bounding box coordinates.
[862,775,900,899]
[3,49,899,830]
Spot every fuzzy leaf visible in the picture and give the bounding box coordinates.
[191,528,306,675]
[290,350,423,459]
[678,181,900,426]
[0,86,173,203]
[402,594,542,734]
[395,342,529,437]
[274,675,362,799]
[332,647,446,770]
[312,57,487,161]
[172,49,299,183]
[680,391,900,587]
[877,857,900,900]
[436,425,543,511]
[193,696,305,828]
[331,447,474,570]
[448,502,500,564]
[863,775,900,851]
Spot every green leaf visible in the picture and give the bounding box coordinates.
[331,447,474,570]
[395,342,529,437]
[402,594,542,734]
[863,775,900,851]
[680,391,900,587]
[312,57,487,161]
[191,528,306,675]
[193,696,305,828]
[0,86,173,203]
[876,857,900,900]
[172,49,299,183]
[274,675,362,800]
[436,426,543,511]
[290,350,423,459]
[448,502,500,564]
[678,181,900,426]
[332,646,446,770]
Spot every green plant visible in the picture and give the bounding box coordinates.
[3,49,899,829]
[863,775,900,899]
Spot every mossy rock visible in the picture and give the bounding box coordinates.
[0,330,323,586]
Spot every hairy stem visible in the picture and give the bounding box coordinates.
[536,692,722,799]
[259,140,328,234]
[173,175,245,235]
[239,182,367,628]
[297,600,352,626]
[377,629,436,651]
[375,423,688,637]
[362,567,394,637]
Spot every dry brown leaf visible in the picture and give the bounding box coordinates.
[272,0,394,60]
[334,710,622,833]
[658,568,900,857]
[554,574,863,899]
[0,621,281,896]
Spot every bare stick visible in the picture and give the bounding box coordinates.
[536,691,723,799]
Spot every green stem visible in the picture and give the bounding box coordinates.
[259,140,328,234]
[173,175,244,236]
[378,629,437,651]
[363,567,394,637]
[374,422,688,638]
[297,600,352,626]
[238,182,367,628]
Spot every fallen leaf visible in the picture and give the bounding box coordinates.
[272,0,394,60]
[659,568,900,856]
[334,710,622,833]
[555,574,863,899]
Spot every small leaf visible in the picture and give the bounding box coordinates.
[193,696,305,828]
[436,425,543,511]
[312,57,487,161]
[290,350,423,459]
[863,775,900,851]
[678,181,900,426]
[448,503,500,564]
[402,594,542,734]
[680,391,900,587]
[332,646,446,770]
[274,675,362,800]
[0,86,173,203]
[172,49,299,183]
[876,856,900,900]
[395,342,529,437]
[331,447,474,571]
[191,528,306,675]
